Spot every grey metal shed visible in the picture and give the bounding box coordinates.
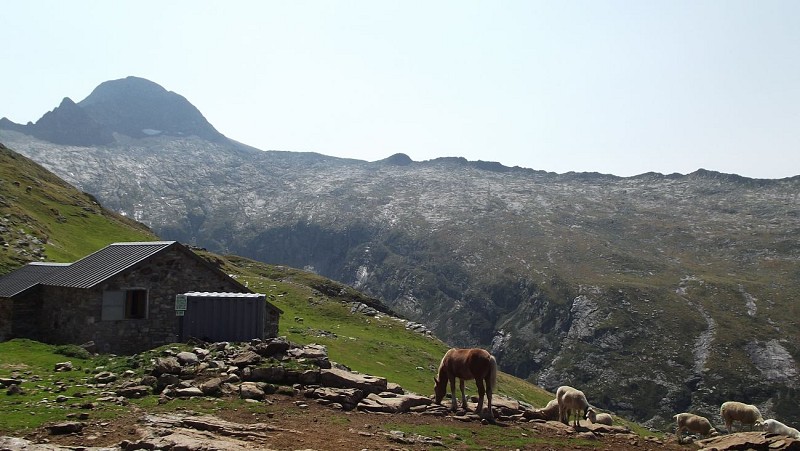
[179,291,280,343]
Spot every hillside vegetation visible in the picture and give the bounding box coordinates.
[0,143,155,274]
[0,144,590,447]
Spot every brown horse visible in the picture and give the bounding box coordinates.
[433,348,497,420]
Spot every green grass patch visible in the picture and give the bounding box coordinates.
[235,269,551,407]
[0,339,125,433]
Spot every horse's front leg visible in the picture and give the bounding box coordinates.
[449,377,457,412]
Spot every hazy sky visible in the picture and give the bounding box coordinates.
[2,1,799,178]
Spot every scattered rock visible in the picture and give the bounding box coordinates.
[152,357,181,375]
[93,371,117,384]
[46,421,85,435]
[199,377,224,396]
[54,361,73,372]
[176,351,199,366]
[231,350,261,367]
[116,385,151,399]
[6,384,23,395]
[239,382,266,400]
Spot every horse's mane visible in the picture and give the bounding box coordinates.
[436,351,450,378]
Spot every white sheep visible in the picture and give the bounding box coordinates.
[556,385,589,427]
[534,398,561,421]
[673,413,718,443]
[762,419,800,439]
[585,407,613,425]
[555,386,576,423]
[720,401,764,433]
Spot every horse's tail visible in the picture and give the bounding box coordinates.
[489,354,498,393]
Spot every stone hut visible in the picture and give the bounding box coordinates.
[0,241,282,354]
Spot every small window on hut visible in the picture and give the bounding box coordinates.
[102,289,148,320]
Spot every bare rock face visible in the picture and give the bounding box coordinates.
[566,296,600,340]
[746,340,799,385]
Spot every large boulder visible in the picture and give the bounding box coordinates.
[305,387,364,410]
[253,337,291,357]
[320,368,387,395]
[239,382,266,400]
[358,393,432,413]
[153,357,182,375]
[247,366,285,383]
[231,351,261,367]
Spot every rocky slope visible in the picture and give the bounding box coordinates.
[2,77,799,429]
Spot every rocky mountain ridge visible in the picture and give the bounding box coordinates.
[1,77,799,429]
[0,77,226,146]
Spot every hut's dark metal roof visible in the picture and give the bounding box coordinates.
[42,241,177,289]
[0,262,70,298]
[0,241,178,296]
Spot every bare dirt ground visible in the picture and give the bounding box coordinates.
[20,395,688,450]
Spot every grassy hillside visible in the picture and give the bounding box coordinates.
[0,143,155,274]
[0,258,556,435]
[0,146,558,437]
[203,252,554,408]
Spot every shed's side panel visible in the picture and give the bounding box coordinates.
[183,296,266,342]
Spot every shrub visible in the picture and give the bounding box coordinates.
[54,344,92,360]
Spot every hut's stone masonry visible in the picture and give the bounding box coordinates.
[0,242,281,354]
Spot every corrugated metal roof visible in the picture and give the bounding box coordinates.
[184,292,265,298]
[183,291,282,314]
[0,262,70,298]
[41,241,177,289]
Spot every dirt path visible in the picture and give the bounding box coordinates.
[18,395,686,450]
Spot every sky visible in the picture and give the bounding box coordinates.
[2,1,799,178]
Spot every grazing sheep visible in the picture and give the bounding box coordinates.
[720,401,764,433]
[557,386,589,427]
[674,413,718,443]
[537,399,560,421]
[762,419,800,439]
[555,386,574,423]
[585,407,613,426]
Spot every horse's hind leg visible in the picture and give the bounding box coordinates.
[475,378,486,417]
[484,375,494,419]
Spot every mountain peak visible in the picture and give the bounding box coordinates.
[0,77,229,146]
[378,153,413,166]
[78,76,226,142]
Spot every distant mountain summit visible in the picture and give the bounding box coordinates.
[0,76,227,145]
[79,76,226,142]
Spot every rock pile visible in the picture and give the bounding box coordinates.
[3,337,800,450]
